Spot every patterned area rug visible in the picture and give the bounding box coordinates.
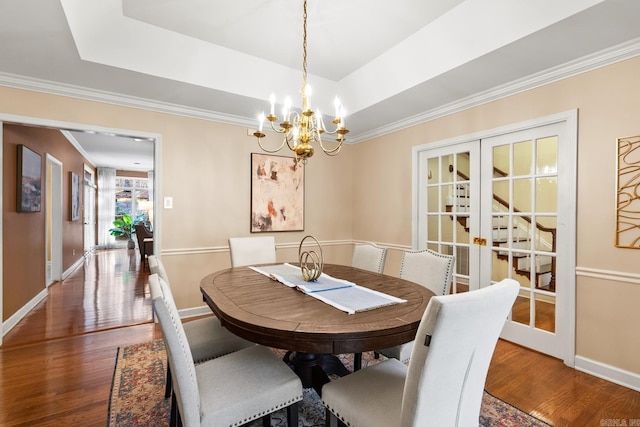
[108,341,551,427]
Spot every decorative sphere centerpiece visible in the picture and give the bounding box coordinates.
[298,235,323,281]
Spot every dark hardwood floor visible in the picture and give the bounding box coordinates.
[0,249,160,427]
[0,249,638,426]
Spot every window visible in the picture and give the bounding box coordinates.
[115,177,151,224]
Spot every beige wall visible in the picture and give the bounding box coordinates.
[0,87,354,312]
[351,56,640,374]
[3,124,90,319]
[1,56,639,375]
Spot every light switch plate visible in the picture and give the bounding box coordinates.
[164,197,173,209]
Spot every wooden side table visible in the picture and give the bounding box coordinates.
[142,237,154,269]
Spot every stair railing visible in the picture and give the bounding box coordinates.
[453,168,556,290]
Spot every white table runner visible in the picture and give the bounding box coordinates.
[249,263,406,314]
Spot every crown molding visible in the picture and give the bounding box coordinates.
[0,71,256,129]
[349,37,640,143]
[1,37,639,144]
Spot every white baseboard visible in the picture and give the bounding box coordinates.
[2,288,48,337]
[575,355,640,392]
[62,256,86,280]
[178,305,212,319]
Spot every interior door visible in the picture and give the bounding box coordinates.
[83,167,96,256]
[415,112,576,363]
[481,122,571,360]
[416,140,480,293]
[46,155,63,284]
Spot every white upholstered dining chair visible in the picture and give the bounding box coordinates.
[148,273,253,366]
[377,249,455,363]
[153,295,303,427]
[148,258,252,369]
[148,255,169,283]
[148,271,254,425]
[398,249,455,296]
[228,236,277,267]
[322,278,519,427]
[351,243,387,274]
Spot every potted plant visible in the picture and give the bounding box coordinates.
[109,214,135,249]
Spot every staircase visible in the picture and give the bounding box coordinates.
[491,212,555,291]
[446,181,556,292]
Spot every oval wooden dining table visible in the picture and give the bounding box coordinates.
[200,263,434,392]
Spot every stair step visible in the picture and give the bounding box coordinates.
[445,197,470,209]
[495,241,531,253]
[493,227,529,241]
[517,255,552,272]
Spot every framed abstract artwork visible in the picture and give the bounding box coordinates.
[16,144,42,213]
[616,134,640,248]
[251,153,304,232]
[70,172,81,221]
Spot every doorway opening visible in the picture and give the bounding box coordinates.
[46,154,63,285]
[0,115,161,344]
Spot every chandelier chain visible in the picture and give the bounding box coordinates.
[302,0,308,90]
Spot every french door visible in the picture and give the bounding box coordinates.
[415,140,480,294]
[414,112,576,363]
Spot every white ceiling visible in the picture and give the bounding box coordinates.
[1,0,640,171]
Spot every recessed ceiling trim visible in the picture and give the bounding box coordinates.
[60,0,337,111]
[60,0,606,118]
[339,0,608,114]
[350,36,640,143]
[1,37,638,145]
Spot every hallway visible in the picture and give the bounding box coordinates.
[3,249,152,347]
[0,249,160,426]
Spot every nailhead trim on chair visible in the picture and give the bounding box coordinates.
[165,305,302,426]
[166,302,202,417]
[230,397,302,426]
[165,308,304,427]
[400,249,455,296]
[193,350,236,364]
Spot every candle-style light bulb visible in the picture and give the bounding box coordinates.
[334,96,340,118]
[316,109,324,131]
[258,112,265,132]
[339,106,346,128]
[304,84,312,110]
[269,93,275,115]
[284,96,292,121]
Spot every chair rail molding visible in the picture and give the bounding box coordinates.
[161,239,406,257]
[575,267,640,286]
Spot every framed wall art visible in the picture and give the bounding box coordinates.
[70,172,81,221]
[16,144,42,213]
[251,153,304,232]
[616,134,640,248]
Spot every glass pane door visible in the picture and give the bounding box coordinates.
[481,122,566,358]
[417,141,480,294]
[416,112,576,362]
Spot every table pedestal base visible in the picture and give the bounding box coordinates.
[283,351,351,395]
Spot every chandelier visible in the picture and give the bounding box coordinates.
[252,0,348,164]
